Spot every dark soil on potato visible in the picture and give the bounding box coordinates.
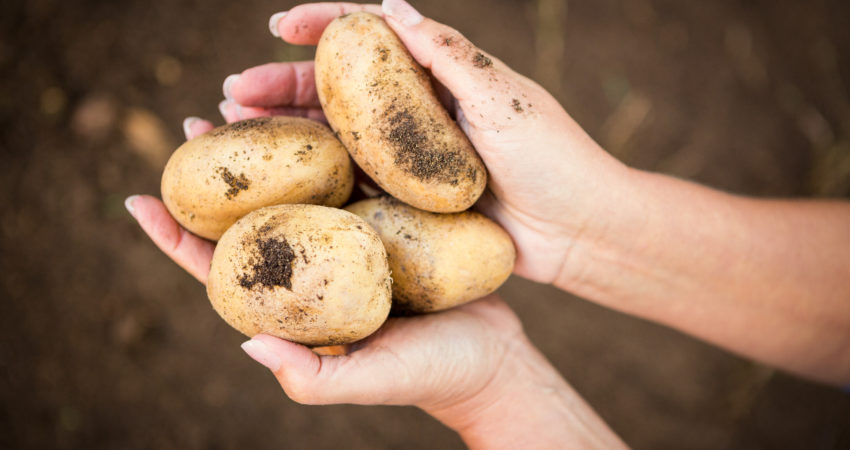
[239,238,296,290]
[1,0,849,449]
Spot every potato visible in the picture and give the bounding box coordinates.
[315,12,486,213]
[345,197,515,313]
[207,204,392,346]
[162,116,353,241]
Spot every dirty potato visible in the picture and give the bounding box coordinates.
[316,12,486,213]
[346,197,515,313]
[161,117,354,241]
[207,204,392,346]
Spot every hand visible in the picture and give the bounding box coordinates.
[125,2,628,445]
[218,0,633,286]
[241,294,522,410]
[240,294,625,449]
[125,188,623,446]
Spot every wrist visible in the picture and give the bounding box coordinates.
[552,167,742,319]
[421,333,535,431]
[553,165,652,294]
[424,334,625,449]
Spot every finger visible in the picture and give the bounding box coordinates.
[182,116,215,140]
[382,0,531,121]
[238,105,327,124]
[224,62,320,108]
[218,100,326,124]
[433,78,456,118]
[219,100,240,123]
[271,2,383,45]
[125,195,214,284]
[242,326,415,406]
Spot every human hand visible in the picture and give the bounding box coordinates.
[123,188,623,445]
[238,294,624,449]
[217,0,635,287]
[126,185,622,448]
[233,287,625,450]
[125,5,628,445]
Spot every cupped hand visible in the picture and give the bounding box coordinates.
[127,192,535,426]
[124,5,631,444]
[241,294,524,413]
[220,0,631,285]
[126,115,523,411]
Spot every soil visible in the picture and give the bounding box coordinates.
[212,116,273,137]
[511,98,524,112]
[1,0,849,449]
[472,52,493,68]
[218,167,251,199]
[386,107,462,181]
[239,238,296,291]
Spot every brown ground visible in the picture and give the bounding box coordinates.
[2,0,849,449]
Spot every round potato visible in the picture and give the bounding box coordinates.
[315,12,486,213]
[162,116,353,241]
[345,197,515,313]
[207,204,392,346]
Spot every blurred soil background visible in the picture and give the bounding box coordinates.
[1,0,850,448]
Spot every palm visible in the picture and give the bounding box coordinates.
[323,296,522,408]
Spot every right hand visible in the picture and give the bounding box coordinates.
[219,0,633,285]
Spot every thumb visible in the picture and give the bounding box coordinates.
[381,0,529,115]
[241,333,414,406]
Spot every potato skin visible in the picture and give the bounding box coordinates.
[207,204,392,346]
[345,197,515,313]
[316,12,486,213]
[161,117,354,241]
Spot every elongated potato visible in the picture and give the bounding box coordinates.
[207,204,392,346]
[316,12,486,213]
[162,117,353,241]
[345,197,515,313]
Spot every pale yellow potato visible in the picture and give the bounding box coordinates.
[207,204,392,346]
[315,12,486,213]
[345,197,515,313]
[161,116,353,241]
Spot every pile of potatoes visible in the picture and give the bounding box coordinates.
[161,13,515,347]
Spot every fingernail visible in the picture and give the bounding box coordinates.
[222,74,240,100]
[218,100,230,120]
[182,116,201,138]
[269,11,288,37]
[382,0,424,27]
[242,339,281,371]
[124,195,139,217]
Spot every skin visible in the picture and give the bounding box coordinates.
[127,0,850,447]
